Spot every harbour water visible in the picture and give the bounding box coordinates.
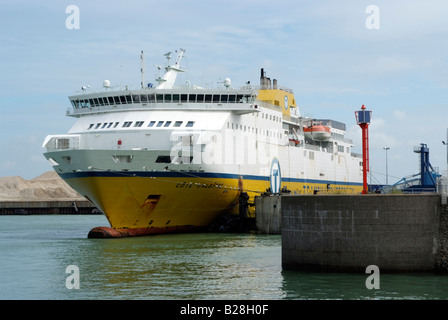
[1,214,448,301]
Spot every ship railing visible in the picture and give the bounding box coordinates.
[256,84,294,94]
[304,143,321,151]
[331,134,353,145]
[67,99,261,117]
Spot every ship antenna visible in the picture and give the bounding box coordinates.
[140,50,146,89]
[155,49,186,89]
[164,51,172,68]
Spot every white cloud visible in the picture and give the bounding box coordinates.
[393,110,406,120]
[371,55,413,74]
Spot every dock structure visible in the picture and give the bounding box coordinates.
[255,195,282,234]
[0,200,99,215]
[255,194,448,272]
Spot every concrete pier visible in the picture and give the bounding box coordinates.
[255,195,281,234]
[256,194,448,272]
[0,200,99,215]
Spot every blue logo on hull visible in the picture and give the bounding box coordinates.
[270,158,281,193]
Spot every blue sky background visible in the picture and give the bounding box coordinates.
[0,0,447,185]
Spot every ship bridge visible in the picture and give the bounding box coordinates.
[67,62,298,120]
[67,87,261,117]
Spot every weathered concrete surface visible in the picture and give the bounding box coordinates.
[255,195,281,234]
[435,205,448,272]
[281,194,446,272]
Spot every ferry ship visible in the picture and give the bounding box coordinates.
[43,49,363,237]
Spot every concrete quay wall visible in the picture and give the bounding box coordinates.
[255,195,282,234]
[0,200,98,215]
[279,194,446,272]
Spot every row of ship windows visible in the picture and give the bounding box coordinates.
[87,120,196,130]
[72,93,255,109]
[227,122,283,139]
[257,113,281,122]
[86,119,282,138]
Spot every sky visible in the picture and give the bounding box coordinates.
[0,0,447,185]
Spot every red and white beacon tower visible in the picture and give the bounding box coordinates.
[355,105,372,194]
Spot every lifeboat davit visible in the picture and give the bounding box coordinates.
[304,124,331,141]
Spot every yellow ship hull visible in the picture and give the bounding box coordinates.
[59,171,363,237]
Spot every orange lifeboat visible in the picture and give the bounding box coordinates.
[304,123,331,141]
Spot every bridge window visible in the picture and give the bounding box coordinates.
[173,94,179,103]
[196,94,204,103]
[188,95,196,103]
[174,121,183,127]
[156,121,164,127]
[134,121,144,127]
[122,121,132,128]
[112,155,133,163]
[205,95,212,103]
[181,94,188,103]
[148,121,156,127]
[164,121,172,127]
[186,121,195,127]
[155,155,171,163]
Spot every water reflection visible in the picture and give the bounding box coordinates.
[2,215,448,300]
[55,232,285,299]
[281,270,448,300]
